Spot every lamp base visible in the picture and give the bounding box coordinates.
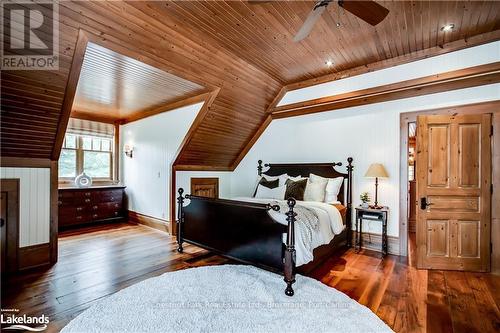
[369,204,384,209]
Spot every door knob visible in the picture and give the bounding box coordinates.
[420,197,434,210]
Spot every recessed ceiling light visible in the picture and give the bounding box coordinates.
[441,23,455,32]
[325,60,333,67]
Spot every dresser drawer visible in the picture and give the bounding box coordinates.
[93,189,123,202]
[59,207,92,225]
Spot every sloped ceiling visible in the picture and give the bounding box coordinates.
[1,1,500,167]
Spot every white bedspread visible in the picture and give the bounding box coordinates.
[233,197,345,266]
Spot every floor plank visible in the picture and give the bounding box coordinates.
[1,223,499,332]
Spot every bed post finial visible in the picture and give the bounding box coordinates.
[346,157,354,247]
[284,197,297,296]
[176,188,185,253]
[257,160,263,176]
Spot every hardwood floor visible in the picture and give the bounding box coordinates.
[1,224,499,332]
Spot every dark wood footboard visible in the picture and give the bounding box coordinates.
[177,193,287,272]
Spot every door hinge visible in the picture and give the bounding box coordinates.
[491,242,493,254]
[491,125,494,137]
[491,183,494,194]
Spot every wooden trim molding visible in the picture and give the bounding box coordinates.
[18,243,51,271]
[272,62,500,118]
[128,210,169,233]
[352,232,400,256]
[50,161,58,264]
[52,29,89,161]
[0,157,52,168]
[1,179,19,273]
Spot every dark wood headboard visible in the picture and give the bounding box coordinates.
[257,158,353,205]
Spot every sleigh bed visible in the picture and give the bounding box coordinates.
[176,158,353,296]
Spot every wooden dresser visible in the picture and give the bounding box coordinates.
[58,186,126,228]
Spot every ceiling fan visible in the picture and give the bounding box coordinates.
[249,1,390,42]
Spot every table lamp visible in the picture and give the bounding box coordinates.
[364,163,388,209]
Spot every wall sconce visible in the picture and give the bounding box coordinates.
[124,144,133,158]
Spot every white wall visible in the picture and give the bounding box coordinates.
[120,103,203,220]
[232,84,500,238]
[0,167,50,247]
[279,41,500,105]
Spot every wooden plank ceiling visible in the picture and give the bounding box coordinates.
[1,1,499,167]
[72,42,206,123]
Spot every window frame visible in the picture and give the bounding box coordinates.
[59,133,116,185]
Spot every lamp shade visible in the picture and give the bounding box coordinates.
[364,163,389,178]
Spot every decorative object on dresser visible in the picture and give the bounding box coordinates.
[355,206,389,256]
[74,172,92,188]
[364,163,389,209]
[176,158,353,296]
[58,186,126,229]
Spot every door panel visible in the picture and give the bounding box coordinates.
[190,178,219,198]
[426,220,449,257]
[457,220,480,258]
[427,124,450,187]
[416,113,491,271]
[458,124,480,187]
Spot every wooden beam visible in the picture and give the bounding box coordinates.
[51,29,89,161]
[121,91,213,124]
[174,165,232,172]
[0,157,52,168]
[272,62,500,119]
[284,30,500,92]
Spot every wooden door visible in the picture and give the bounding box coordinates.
[416,114,491,271]
[191,178,219,198]
[1,192,6,273]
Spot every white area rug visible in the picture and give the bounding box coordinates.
[62,265,392,333]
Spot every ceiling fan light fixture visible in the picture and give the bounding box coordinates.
[325,60,333,67]
[441,23,455,32]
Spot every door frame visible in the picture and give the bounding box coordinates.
[399,100,500,261]
[1,179,20,273]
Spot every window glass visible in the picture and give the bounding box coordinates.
[82,136,92,150]
[84,151,111,178]
[101,139,111,152]
[92,137,101,151]
[65,134,76,149]
[59,149,77,177]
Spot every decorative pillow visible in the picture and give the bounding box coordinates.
[253,177,279,197]
[253,174,289,195]
[303,179,327,202]
[310,174,344,203]
[284,178,308,201]
[287,175,306,182]
[255,184,286,200]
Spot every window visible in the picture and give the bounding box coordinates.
[59,134,114,181]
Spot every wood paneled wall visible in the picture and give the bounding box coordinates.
[0,167,50,247]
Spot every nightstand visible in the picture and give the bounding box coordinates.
[354,206,389,256]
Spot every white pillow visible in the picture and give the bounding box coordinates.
[310,173,344,203]
[303,179,327,202]
[255,184,286,200]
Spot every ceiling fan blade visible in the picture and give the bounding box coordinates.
[293,5,327,42]
[339,0,389,26]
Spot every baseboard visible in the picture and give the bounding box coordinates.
[352,232,400,255]
[18,243,51,270]
[128,210,170,233]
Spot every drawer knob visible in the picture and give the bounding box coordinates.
[114,211,118,216]
[85,199,91,203]
[93,214,98,218]
[76,216,82,220]
[110,197,114,201]
[93,205,98,210]
[77,207,83,211]
[85,192,91,196]
[58,201,62,205]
